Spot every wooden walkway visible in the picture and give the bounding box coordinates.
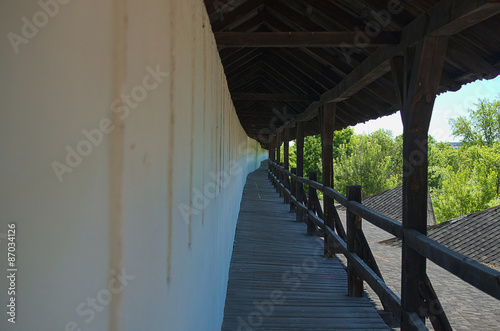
[222,162,389,330]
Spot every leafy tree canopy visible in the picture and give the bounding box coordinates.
[449,99,500,147]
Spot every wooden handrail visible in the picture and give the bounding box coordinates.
[268,160,500,329]
[348,201,403,238]
[405,228,500,300]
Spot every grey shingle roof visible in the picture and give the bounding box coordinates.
[338,185,436,225]
[428,206,500,267]
[362,186,403,222]
[381,205,500,268]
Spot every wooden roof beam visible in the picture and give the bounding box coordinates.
[231,93,318,102]
[211,2,264,31]
[274,0,500,133]
[214,31,400,47]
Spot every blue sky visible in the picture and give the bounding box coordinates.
[353,76,500,142]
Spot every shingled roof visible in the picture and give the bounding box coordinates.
[338,185,436,225]
[382,205,500,268]
[427,205,500,267]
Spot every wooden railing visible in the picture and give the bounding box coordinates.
[268,160,500,331]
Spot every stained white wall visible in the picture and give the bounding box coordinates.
[0,0,266,330]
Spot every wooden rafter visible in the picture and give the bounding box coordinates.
[214,31,400,47]
[274,0,500,134]
[231,92,318,101]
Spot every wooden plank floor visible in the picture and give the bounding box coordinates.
[222,162,389,330]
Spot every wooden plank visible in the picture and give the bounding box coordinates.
[324,187,348,206]
[298,176,324,192]
[214,31,400,47]
[222,163,389,330]
[348,201,403,239]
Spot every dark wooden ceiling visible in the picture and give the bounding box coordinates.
[204,0,500,146]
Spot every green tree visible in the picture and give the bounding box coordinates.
[459,144,500,196]
[428,140,459,190]
[333,127,355,159]
[433,167,496,222]
[370,129,402,184]
[303,135,323,182]
[449,99,500,147]
[334,134,398,197]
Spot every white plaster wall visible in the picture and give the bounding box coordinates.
[0,0,266,330]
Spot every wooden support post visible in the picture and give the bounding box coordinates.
[400,36,449,330]
[307,172,317,236]
[277,132,281,164]
[284,128,290,203]
[322,103,335,257]
[269,135,275,181]
[347,185,363,297]
[290,168,296,212]
[274,135,279,179]
[276,133,282,195]
[270,136,274,168]
[296,122,305,223]
[271,135,276,162]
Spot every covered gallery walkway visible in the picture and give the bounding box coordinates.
[222,162,389,330]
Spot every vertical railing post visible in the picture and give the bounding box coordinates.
[347,185,363,297]
[279,162,285,198]
[296,122,305,223]
[307,172,317,236]
[290,168,296,212]
[283,129,290,203]
[268,135,275,181]
[276,133,281,194]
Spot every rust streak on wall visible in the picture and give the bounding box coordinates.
[202,13,207,225]
[109,0,127,329]
[188,0,197,247]
[167,0,177,283]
